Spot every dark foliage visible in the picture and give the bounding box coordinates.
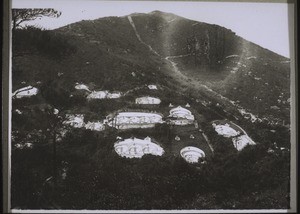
[12,26,76,59]
[11,124,290,209]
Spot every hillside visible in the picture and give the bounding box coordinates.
[127,11,290,124]
[11,10,291,210]
[14,11,290,124]
[12,11,291,125]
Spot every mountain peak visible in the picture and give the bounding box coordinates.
[128,10,180,19]
[149,10,164,14]
[148,10,179,18]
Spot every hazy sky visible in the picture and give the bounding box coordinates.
[12,0,292,58]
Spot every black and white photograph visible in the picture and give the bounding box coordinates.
[5,0,297,212]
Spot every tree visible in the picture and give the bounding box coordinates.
[40,79,72,110]
[35,106,70,185]
[12,8,62,31]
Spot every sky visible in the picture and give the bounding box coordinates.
[12,0,292,58]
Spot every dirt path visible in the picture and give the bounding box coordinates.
[165,54,191,60]
[127,15,227,101]
[127,16,159,56]
[127,15,272,126]
[201,132,214,154]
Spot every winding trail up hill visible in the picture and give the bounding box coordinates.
[124,11,290,125]
[13,10,291,125]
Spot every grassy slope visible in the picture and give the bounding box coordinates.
[54,16,168,91]
[130,11,290,123]
[13,12,290,123]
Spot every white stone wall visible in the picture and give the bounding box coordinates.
[87,91,109,99]
[75,83,90,91]
[64,114,85,128]
[168,106,195,123]
[212,123,240,138]
[13,86,38,98]
[180,146,205,163]
[135,96,161,105]
[108,112,163,129]
[85,121,105,131]
[107,92,122,99]
[87,90,122,99]
[232,135,256,151]
[114,137,164,158]
[168,119,191,126]
[148,85,158,90]
[212,121,256,151]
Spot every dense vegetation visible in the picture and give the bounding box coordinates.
[11,11,291,210]
[11,126,290,209]
[12,26,76,60]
